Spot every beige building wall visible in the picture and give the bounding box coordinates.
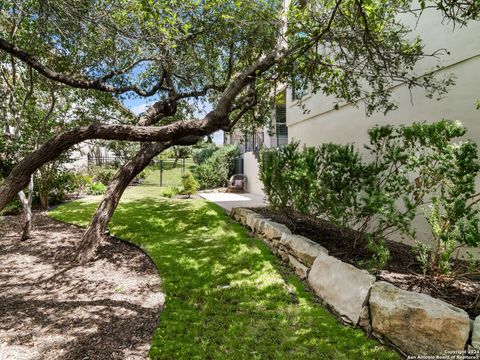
[243,152,265,197]
[285,10,480,255]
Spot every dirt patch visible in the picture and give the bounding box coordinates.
[252,207,480,318]
[0,213,164,360]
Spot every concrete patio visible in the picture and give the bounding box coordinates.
[199,192,267,213]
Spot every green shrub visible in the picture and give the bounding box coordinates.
[75,174,93,193]
[259,120,480,273]
[193,145,239,189]
[160,186,180,198]
[260,142,364,222]
[48,171,80,205]
[312,143,365,226]
[260,143,300,211]
[137,168,151,180]
[0,197,22,215]
[181,173,199,198]
[35,167,81,208]
[192,143,218,164]
[419,132,480,274]
[88,166,117,185]
[360,120,480,271]
[87,182,107,195]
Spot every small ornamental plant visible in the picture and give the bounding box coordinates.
[181,172,199,198]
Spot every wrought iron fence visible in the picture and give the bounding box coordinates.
[241,131,264,154]
[87,153,125,168]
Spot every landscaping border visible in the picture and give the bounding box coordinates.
[231,207,479,356]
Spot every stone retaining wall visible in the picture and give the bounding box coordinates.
[231,207,478,356]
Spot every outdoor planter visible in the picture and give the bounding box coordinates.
[231,207,478,356]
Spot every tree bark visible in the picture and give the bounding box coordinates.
[76,135,202,263]
[0,116,223,212]
[75,142,167,263]
[18,176,33,241]
[0,48,283,213]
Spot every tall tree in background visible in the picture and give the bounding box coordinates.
[0,0,478,261]
[0,1,129,239]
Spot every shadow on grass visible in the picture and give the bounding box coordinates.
[50,197,400,360]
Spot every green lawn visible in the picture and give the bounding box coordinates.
[143,159,196,187]
[49,186,399,360]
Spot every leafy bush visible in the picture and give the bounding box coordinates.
[181,173,199,198]
[87,182,107,195]
[88,166,117,185]
[192,143,218,164]
[35,167,80,208]
[306,143,364,225]
[360,120,480,272]
[260,120,480,273]
[137,168,151,180]
[0,197,22,215]
[260,142,364,223]
[75,174,93,193]
[259,143,300,211]
[160,186,180,198]
[417,126,480,274]
[193,145,239,189]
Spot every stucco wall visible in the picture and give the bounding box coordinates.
[285,11,480,255]
[287,8,480,139]
[243,152,265,197]
[287,55,480,148]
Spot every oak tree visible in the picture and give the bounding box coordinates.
[0,0,478,261]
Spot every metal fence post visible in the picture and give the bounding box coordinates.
[160,160,163,187]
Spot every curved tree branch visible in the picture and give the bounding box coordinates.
[0,47,286,211]
[0,37,167,96]
[0,117,221,210]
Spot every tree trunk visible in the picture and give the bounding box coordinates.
[75,134,203,263]
[173,155,179,168]
[75,142,167,263]
[39,190,49,210]
[0,117,223,212]
[18,176,34,240]
[0,49,280,212]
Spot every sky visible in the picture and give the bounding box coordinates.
[123,98,224,145]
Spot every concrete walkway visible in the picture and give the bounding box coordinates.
[199,192,267,213]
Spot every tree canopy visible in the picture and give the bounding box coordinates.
[0,0,479,259]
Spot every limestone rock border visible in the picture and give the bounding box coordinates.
[230,207,477,356]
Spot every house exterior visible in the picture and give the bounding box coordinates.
[65,141,119,171]
[228,8,480,249]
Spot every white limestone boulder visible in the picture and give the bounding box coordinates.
[370,281,471,355]
[472,316,480,349]
[280,233,328,266]
[245,212,265,231]
[253,216,270,235]
[231,208,255,225]
[263,220,291,240]
[307,252,376,324]
[288,254,309,279]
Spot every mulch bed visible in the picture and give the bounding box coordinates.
[0,212,164,360]
[252,207,480,318]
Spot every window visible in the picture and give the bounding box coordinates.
[275,90,288,147]
[291,74,308,100]
[242,131,264,153]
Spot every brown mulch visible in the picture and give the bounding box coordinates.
[252,207,480,318]
[0,213,164,360]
